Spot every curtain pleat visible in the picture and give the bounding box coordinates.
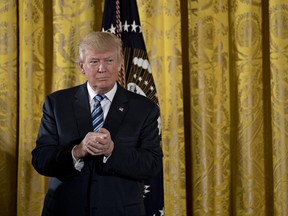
[138,1,187,215]
[18,1,47,215]
[269,1,288,215]
[188,1,231,215]
[231,1,266,215]
[0,1,18,216]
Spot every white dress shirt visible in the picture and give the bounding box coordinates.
[72,83,117,171]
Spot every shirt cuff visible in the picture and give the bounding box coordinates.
[103,154,111,163]
[72,145,84,171]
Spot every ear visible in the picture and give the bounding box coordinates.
[79,63,85,74]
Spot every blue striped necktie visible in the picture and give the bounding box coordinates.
[92,94,105,132]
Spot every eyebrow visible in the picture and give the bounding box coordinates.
[88,56,115,60]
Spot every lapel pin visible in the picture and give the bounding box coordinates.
[119,107,124,112]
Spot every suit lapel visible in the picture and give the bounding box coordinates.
[73,83,129,139]
[104,84,128,139]
[73,83,93,138]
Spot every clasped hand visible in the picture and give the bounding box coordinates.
[73,128,114,159]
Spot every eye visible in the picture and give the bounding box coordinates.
[105,58,114,64]
[89,60,99,65]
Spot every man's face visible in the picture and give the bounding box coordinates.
[80,49,121,94]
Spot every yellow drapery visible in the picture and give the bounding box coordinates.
[0,0,288,216]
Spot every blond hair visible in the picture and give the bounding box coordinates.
[77,31,123,63]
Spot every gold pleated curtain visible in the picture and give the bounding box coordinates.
[0,0,288,216]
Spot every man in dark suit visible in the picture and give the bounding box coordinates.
[32,31,163,216]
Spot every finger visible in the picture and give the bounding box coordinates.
[88,141,108,151]
[87,148,102,156]
[86,144,103,155]
[92,135,109,146]
[98,128,110,136]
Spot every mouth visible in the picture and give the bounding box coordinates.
[97,77,108,81]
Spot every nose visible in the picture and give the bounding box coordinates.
[98,61,106,72]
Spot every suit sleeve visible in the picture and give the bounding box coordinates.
[101,102,163,180]
[31,95,79,178]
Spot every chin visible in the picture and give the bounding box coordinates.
[98,84,113,93]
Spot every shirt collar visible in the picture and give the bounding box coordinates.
[87,82,117,102]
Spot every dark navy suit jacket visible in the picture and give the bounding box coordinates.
[32,83,163,216]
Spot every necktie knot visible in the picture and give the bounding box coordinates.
[94,94,105,103]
